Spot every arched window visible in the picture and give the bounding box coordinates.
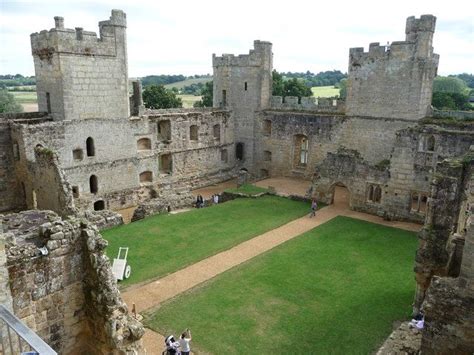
[137,138,152,151]
[427,135,435,152]
[236,142,244,160]
[264,151,272,161]
[213,124,221,140]
[139,171,153,183]
[86,137,95,157]
[374,186,382,203]
[368,185,374,201]
[263,120,272,136]
[294,135,309,167]
[190,125,198,141]
[221,149,228,162]
[89,175,98,194]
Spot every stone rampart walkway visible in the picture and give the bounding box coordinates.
[121,186,420,354]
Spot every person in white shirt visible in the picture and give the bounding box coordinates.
[179,329,192,355]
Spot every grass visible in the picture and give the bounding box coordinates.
[311,85,340,98]
[102,196,309,287]
[164,78,212,90]
[146,216,417,354]
[224,184,269,196]
[10,91,38,104]
[178,94,202,108]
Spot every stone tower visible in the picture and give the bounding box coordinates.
[31,9,129,121]
[212,40,272,170]
[346,15,439,120]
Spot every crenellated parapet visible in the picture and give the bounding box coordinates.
[31,9,126,59]
[269,96,345,113]
[212,40,272,68]
[346,15,439,120]
[31,9,130,121]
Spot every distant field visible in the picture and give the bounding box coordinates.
[164,77,212,90]
[178,94,201,108]
[311,85,340,98]
[10,91,38,104]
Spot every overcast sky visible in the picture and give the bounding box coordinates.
[1,0,472,77]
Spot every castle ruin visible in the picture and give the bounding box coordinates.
[0,10,473,353]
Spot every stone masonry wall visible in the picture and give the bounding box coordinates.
[346,15,439,120]
[213,40,272,171]
[9,109,234,213]
[0,118,22,212]
[257,112,415,180]
[0,210,143,354]
[31,10,129,121]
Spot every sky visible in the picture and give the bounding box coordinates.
[0,0,472,77]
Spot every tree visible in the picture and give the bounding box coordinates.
[338,78,347,99]
[142,85,182,109]
[433,76,468,94]
[194,81,213,107]
[272,70,285,96]
[272,70,312,98]
[432,92,471,111]
[0,90,23,113]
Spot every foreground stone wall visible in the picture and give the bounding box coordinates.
[0,210,143,354]
[0,118,22,212]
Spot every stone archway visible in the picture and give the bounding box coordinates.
[330,182,351,209]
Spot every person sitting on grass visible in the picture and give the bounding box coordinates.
[179,329,192,355]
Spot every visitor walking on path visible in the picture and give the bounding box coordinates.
[179,329,192,355]
[310,198,318,218]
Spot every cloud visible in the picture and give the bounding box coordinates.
[1,0,472,76]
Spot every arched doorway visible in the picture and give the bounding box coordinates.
[331,182,350,209]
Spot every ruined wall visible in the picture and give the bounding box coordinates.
[258,112,414,179]
[270,96,345,113]
[213,40,272,170]
[11,109,234,213]
[312,148,389,214]
[32,147,76,217]
[346,15,439,120]
[31,10,129,121]
[416,159,474,353]
[1,210,143,354]
[0,118,22,212]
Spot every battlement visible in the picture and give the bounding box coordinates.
[30,9,126,58]
[213,40,272,67]
[406,15,436,39]
[269,96,345,113]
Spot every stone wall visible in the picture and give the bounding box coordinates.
[270,96,345,113]
[213,40,272,171]
[0,210,143,354]
[257,112,415,179]
[9,108,234,214]
[0,118,21,212]
[346,15,439,120]
[31,10,129,121]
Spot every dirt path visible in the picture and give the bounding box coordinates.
[123,185,420,354]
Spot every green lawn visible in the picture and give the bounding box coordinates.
[164,78,212,90]
[225,184,269,196]
[311,85,340,98]
[10,91,38,104]
[103,196,309,287]
[146,216,417,354]
[178,94,202,108]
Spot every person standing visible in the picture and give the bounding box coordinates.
[310,198,318,218]
[179,329,192,355]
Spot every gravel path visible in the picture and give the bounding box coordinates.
[122,185,421,354]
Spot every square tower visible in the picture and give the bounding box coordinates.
[31,10,129,121]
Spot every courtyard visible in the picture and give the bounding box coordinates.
[103,182,420,354]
